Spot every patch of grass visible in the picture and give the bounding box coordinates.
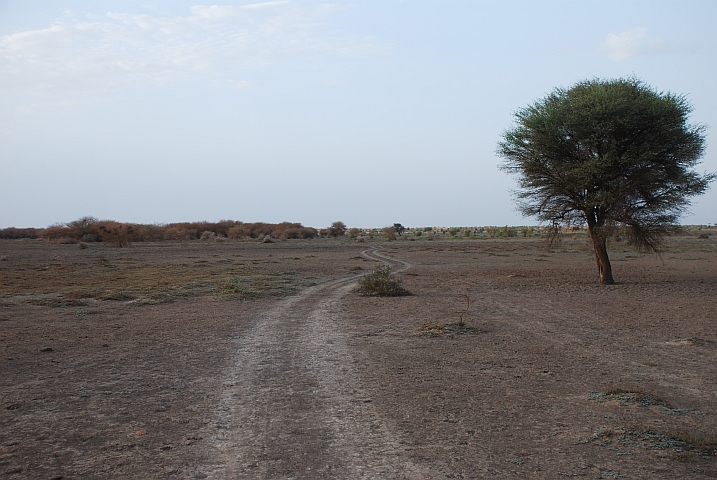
[587,389,695,415]
[1,258,306,307]
[357,264,410,297]
[666,337,711,346]
[97,292,137,301]
[592,425,717,459]
[416,321,478,337]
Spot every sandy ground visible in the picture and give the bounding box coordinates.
[1,233,716,479]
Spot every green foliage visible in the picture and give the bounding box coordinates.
[448,227,460,237]
[393,223,406,236]
[499,77,713,250]
[500,225,517,237]
[499,77,714,283]
[357,264,410,297]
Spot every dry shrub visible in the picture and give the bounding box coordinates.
[97,223,133,247]
[0,227,38,239]
[357,264,410,296]
[227,225,246,239]
[50,237,79,245]
[347,228,360,239]
[383,227,396,241]
[34,217,316,244]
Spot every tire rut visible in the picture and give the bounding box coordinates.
[200,247,433,479]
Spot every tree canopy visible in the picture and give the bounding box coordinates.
[498,77,714,284]
[327,221,347,237]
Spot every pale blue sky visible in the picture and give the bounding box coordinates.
[1,1,716,228]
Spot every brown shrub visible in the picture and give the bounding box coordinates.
[383,227,396,241]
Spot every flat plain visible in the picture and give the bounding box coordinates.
[1,231,716,479]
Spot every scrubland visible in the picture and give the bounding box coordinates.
[1,229,716,478]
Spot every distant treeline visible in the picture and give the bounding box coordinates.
[0,217,317,244]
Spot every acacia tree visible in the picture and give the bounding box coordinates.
[498,78,713,284]
[327,221,347,238]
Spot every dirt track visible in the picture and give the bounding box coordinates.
[205,247,431,479]
[2,235,717,479]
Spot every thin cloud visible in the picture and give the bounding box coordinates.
[0,2,380,92]
[599,27,694,61]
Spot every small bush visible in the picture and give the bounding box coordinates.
[448,227,460,237]
[500,225,517,237]
[227,225,246,239]
[357,264,410,297]
[347,228,360,239]
[486,226,499,238]
[382,227,396,241]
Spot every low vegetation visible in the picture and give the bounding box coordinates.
[1,217,317,244]
[357,264,410,297]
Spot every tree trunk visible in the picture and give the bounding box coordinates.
[588,228,615,285]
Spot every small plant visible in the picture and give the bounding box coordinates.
[347,228,360,239]
[223,278,257,298]
[448,227,460,237]
[416,321,446,335]
[357,264,410,296]
[456,291,472,327]
[414,230,422,237]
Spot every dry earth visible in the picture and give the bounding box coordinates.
[1,232,716,479]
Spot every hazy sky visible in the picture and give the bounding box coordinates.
[1,1,716,228]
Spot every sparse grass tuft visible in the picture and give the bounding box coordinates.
[416,321,478,337]
[592,425,717,459]
[587,389,695,415]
